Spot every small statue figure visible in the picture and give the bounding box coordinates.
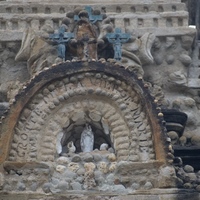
[72,10,98,60]
[67,141,76,153]
[81,124,94,152]
[100,143,109,151]
[106,28,131,61]
[56,132,64,154]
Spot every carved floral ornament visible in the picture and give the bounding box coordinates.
[0,61,170,165]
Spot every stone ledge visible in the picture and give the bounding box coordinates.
[0,189,199,200]
[0,27,195,41]
[3,161,50,171]
[0,11,188,18]
[5,0,183,4]
[0,2,186,14]
[3,161,164,171]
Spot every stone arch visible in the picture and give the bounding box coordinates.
[0,61,168,164]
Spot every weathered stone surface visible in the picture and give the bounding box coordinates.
[158,166,177,188]
[196,185,200,192]
[57,181,70,190]
[68,163,80,173]
[89,112,101,122]
[131,183,140,190]
[0,192,199,200]
[57,157,70,165]
[179,54,192,66]
[70,182,82,190]
[76,168,85,176]
[82,153,94,162]
[94,170,105,185]
[93,154,102,162]
[112,184,126,193]
[56,165,66,173]
[191,135,200,146]
[183,183,193,189]
[188,173,197,183]
[144,182,153,190]
[98,162,108,174]
[166,55,175,65]
[42,183,51,193]
[184,165,194,173]
[107,153,117,162]
[30,182,38,191]
[83,162,96,189]
[109,162,117,172]
[17,182,26,191]
[106,173,115,185]
[71,155,82,162]
[0,172,5,189]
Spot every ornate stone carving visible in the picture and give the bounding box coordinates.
[7,71,154,162]
[0,61,172,193]
[0,0,200,197]
[0,61,169,163]
[14,6,156,78]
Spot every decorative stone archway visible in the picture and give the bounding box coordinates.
[0,61,168,164]
[0,61,172,193]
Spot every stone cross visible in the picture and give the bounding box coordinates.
[106,28,131,61]
[49,26,74,60]
[74,6,103,23]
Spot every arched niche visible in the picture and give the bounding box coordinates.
[0,61,168,164]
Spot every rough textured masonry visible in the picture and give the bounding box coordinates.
[0,0,200,199]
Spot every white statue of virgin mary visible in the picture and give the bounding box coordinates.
[80,124,94,152]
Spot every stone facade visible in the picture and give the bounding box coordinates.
[0,0,200,199]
